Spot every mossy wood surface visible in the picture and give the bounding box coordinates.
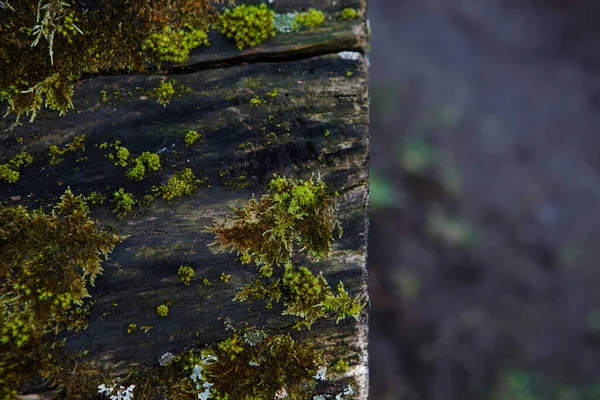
[1,1,369,398]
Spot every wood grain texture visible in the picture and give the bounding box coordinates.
[1,1,369,398]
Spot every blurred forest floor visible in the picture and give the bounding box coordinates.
[368,0,600,399]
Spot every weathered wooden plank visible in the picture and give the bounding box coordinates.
[1,51,369,399]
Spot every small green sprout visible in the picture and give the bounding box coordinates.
[48,135,85,165]
[178,265,195,285]
[184,130,202,146]
[151,79,177,106]
[332,358,349,373]
[0,151,33,183]
[112,188,136,219]
[339,8,359,20]
[157,168,202,201]
[202,278,211,286]
[86,191,106,205]
[250,96,265,106]
[126,324,137,334]
[267,87,278,98]
[219,3,276,49]
[220,273,231,283]
[156,304,169,317]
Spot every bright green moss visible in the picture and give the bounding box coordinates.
[267,87,278,98]
[125,152,161,181]
[219,3,276,49]
[106,141,130,167]
[209,174,342,267]
[142,24,210,64]
[0,165,20,183]
[234,279,281,309]
[293,9,325,30]
[339,8,359,20]
[184,130,202,146]
[151,79,177,106]
[112,188,136,219]
[178,265,195,285]
[127,324,137,334]
[156,167,202,201]
[0,189,122,396]
[156,304,169,317]
[0,151,33,183]
[250,96,265,106]
[220,272,231,283]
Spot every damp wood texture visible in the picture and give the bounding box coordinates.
[0,0,370,399]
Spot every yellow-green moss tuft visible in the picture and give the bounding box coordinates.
[178,265,195,285]
[293,9,325,30]
[219,3,276,49]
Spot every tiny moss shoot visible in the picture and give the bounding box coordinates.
[112,188,136,219]
[156,167,202,201]
[126,324,137,335]
[184,130,202,146]
[0,189,122,397]
[86,191,106,205]
[0,151,33,183]
[150,79,177,106]
[219,3,276,49]
[156,304,169,317]
[178,265,195,285]
[48,134,85,165]
[208,174,342,267]
[202,278,211,286]
[339,8,359,20]
[267,87,279,98]
[220,272,231,283]
[250,96,265,106]
[332,358,349,373]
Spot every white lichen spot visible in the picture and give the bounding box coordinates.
[275,387,288,399]
[313,396,329,400]
[312,366,327,381]
[98,383,136,400]
[338,51,361,61]
[335,385,354,400]
[159,352,175,366]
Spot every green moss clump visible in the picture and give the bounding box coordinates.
[293,9,325,30]
[0,189,122,397]
[184,130,202,146]
[234,279,281,309]
[178,265,195,285]
[0,151,33,183]
[219,3,276,49]
[209,174,342,267]
[125,151,161,181]
[151,79,177,106]
[157,167,202,201]
[339,8,359,20]
[220,272,231,283]
[202,333,324,399]
[112,188,136,219]
[142,24,209,64]
[156,304,169,317]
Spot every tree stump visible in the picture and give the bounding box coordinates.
[0,1,369,398]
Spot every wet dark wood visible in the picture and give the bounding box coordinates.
[1,1,369,398]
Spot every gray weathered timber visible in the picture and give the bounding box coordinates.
[1,2,369,399]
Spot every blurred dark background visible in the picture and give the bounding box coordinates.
[367,0,600,399]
